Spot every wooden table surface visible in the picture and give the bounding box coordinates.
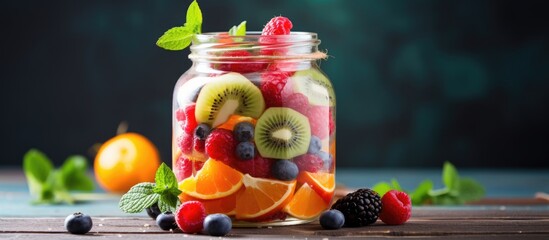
[1,168,548,239]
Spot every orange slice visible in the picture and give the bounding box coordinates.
[284,184,329,219]
[217,115,257,130]
[235,174,296,220]
[296,171,335,204]
[178,159,243,200]
[179,192,237,216]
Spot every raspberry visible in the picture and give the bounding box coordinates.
[175,201,206,234]
[306,106,331,139]
[379,190,412,225]
[283,93,309,115]
[260,71,290,108]
[260,17,293,56]
[175,156,204,181]
[262,16,293,35]
[216,50,267,73]
[205,129,237,165]
[329,108,335,135]
[233,155,273,178]
[194,138,205,153]
[177,132,194,155]
[178,104,197,134]
[293,154,323,173]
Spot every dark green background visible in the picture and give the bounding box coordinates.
[3,0,549,168]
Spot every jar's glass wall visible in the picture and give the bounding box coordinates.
[172,32,335,226]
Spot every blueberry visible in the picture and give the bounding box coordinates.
[146,203,161,220]
[319,209,345,230]
[194,123,211,141]
[308,136,322,154]
[203,213,232,236]
[64,212,93,234]
[271,160,298,181]
[234,122,254,142]
[156,212,177,231]
[317,151,333,171]
[236,142,255,160]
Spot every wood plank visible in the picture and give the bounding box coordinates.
[1,208,548,239]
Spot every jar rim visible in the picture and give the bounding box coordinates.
[193,31,318,42]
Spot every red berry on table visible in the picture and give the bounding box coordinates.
[262,16,293,35]
[293,153,323,173]
[216,50,267,73]
[260,71,290,108]
[283,93,309,115]
[175,201,207,234]
[306,106,331,139]
[379,190,412,225]
[205,128,237,165]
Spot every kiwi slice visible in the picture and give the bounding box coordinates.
[254,107,311,159]
[195,73,265,127]
[291,68,336,106]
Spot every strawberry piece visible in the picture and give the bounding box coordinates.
[175,201,206,233]
[178,104,197,134]
[234,155,274,178]
[216,50,267,73]
[293,154,323,173]
[283,93,309,115]
[306,106,331,139]
[260,71,290,108]
[379,190,412,225]
[205,129,237,165]
[174,156,205,181]
[262,17,293,35]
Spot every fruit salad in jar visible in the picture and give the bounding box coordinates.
[172,16,335,225]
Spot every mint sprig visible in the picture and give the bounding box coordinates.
[23,149,94,204]
[119,163,182,213]
[372,162,485,205]
[156,0,202,50]
[229,21,246,36]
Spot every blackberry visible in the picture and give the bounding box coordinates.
[331,188,382,227]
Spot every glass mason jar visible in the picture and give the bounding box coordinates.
[172,32,335,226]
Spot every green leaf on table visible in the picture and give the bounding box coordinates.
[442,161,460,190]
[372,182,393,197]
[158,194,179,213]
[391,178,403,191]
[156,26,194,51]
[154,163,178,193]
[23,149,54,201]
[186,0,202,32]
[411,179,433,205]
[428,187,450,197]
[229,21,247,36]
[458,177,485,202]
[431,194,463,205]
[119,183,159,213]
[58,155,94,192]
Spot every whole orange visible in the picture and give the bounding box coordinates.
[94,133,161,193]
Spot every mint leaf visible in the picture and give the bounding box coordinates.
[186,0,202,33]
[391,178,403,191]
[458,177,485,202]
[119,183,159,213]
[23,149,54,201]
[431,194,463,205]
[442,161,459,190]
[156,26,194,51]
[58,155,94,192]
[158,194,178,213]
[411,180,433,205]
[229,21,246,36]
[154,163,178,193]
[372,182,392,197]
[428,187,450,197]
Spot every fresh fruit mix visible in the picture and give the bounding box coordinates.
[168,3,336,223]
